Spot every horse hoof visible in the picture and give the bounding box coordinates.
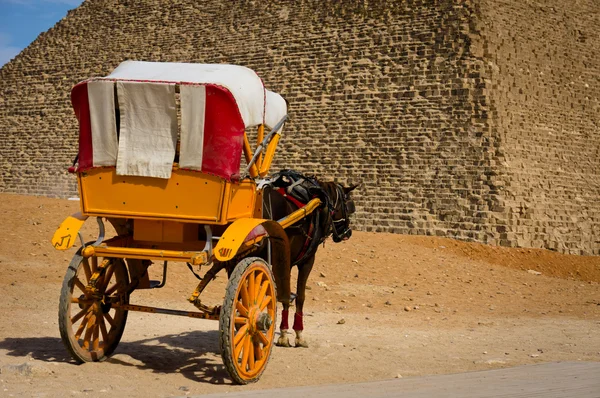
[276,337,291,347]
[295,338,309,348]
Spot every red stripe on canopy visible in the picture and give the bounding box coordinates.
[70,82,93,170]
[201,84,245,180]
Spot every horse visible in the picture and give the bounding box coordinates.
[261,171,357,348]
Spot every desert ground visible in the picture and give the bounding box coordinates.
[0,193,598,397]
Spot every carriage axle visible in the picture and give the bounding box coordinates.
[112,303,220,321]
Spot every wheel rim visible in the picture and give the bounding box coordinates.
[64,257,128,361]
[230,261,276,380]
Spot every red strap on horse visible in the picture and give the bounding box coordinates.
[276,188,306,209]
[295,222,314,263]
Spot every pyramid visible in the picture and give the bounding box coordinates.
[0,0,598,254]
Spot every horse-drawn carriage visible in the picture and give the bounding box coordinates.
[52,61,355,384]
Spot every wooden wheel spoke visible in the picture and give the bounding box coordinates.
[241,336,251,370]
[234,317,248,325]
[240,281,250,308]
[71,306,91,324]
[256,282,269,308]
[254,273,264,301]
[105,283,119,296]
[99,263,115,291]
[73,278,88,296]
[92,324,100,351]
[234,334,247,360]
[82,258,92,281]
[74,311,92,340]
[99,313,109,342]
[257,330,269,347]
[236,301,248,317]
[104,311,116,328]
[82,314,96,350]
[254,340,263,361]
[248,339,255,370]
[259,295,272,311]
[234,324,248,347]
[248,271,256,303]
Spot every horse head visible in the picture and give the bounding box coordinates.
[318,182,358,243]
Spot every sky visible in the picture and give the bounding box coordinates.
[0,0,84,67]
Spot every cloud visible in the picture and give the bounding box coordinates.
[0,33,22,66]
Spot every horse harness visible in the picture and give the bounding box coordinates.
[269,170,354,265]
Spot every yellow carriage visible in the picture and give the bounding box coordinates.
[51,61,322,384]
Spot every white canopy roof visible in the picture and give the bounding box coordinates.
[100,61,287,129]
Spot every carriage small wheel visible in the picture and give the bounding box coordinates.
[58,251,129,363]
[219,257,277,384]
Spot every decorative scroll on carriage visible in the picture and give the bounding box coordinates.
[51,61,328,384]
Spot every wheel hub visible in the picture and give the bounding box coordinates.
[100,300,112,313]
[256,312,272,332]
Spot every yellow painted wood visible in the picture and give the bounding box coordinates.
[81,245,208,265]
[277,198,322,229]
[78,168,257,224]
[132,219,163,242]
[214,218,267,261]
[133,220,198,243]
[243,133,259,178]
[253,190,264,218]
[51,212,88,250]
[227,182,258,222]
[259,134,280,177]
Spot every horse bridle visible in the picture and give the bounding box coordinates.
[329,184,355,243]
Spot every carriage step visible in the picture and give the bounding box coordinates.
[80,245,208,265]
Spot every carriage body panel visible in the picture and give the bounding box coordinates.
[77,167,257,224]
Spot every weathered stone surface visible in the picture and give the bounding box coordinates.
[0,0,598,254]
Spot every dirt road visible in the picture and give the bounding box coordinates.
[0,193,599,397]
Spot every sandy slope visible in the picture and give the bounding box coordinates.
[0,193,598,397]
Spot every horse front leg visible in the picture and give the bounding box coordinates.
[293,256,315,348]
[276,302,292,347]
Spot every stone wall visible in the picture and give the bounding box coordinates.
[0,0,598,254]
[476,0,600,254]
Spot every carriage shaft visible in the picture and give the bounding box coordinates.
[278,198,322,229]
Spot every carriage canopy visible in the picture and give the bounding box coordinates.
[71,61,287,180]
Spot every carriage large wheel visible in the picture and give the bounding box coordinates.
[58,252,129,363]
[219,257,277,384]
